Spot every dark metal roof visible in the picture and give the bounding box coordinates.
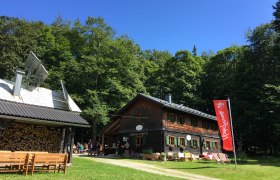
[112,93,216,121]
[0,99,89,127]
[139,94,217,121]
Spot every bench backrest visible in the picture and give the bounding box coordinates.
[0,153,28,164]
[14,151,48,154]
[0,151,11,153]
[33,153,68,164]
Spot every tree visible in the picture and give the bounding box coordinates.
[273,0,280,32]
[234,24,280,154]
[0,16,54,79]
[161,50,204,108]
[200,46,243,113]
[192,45,197,56]
[142,50,172,98]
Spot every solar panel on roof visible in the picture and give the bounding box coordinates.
[25,51,48,87]
[25,51,41,74]
[33,64,48,85]
[60,80,71,111]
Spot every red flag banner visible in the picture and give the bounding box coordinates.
[213,100,233,151]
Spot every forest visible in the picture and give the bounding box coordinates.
[0,1,279,156]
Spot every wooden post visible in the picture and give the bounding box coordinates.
[68,127,75,164]
[63,128,69,153]
[60,127,66,153]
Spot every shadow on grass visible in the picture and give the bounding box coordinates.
[168,166,218,170]
[231,157,280,167]
[77,154,131,160]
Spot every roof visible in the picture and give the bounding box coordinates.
[0,79,81,112]
[113,93,216,121]
[0,99,89,127]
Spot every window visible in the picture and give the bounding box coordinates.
[202,121,210,129]
[136,136,142,147]
[136,114,143,124]
[191,139,200,148]
[169,136,175,145]
[184,117,189,124]
[136,136,147,147]
[173,114,178,123]
[205,141,210,149]
[191,119,198,127]
[167,113,171,122]
[171,114,177,123]
[166,135,176,146]
[170,114,174,122]
[213,142,218,149]
[179,116,184,124]
[179,137,185,146]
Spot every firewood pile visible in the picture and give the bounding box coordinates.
[0,123,62,152]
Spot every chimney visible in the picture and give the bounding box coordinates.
[13,70,25,96]
[164,93,172,103]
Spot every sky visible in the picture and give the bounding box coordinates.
[0,0,278,55]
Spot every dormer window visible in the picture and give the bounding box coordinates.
[191,119,198,127]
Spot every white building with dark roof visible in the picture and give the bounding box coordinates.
[0,70,89,163]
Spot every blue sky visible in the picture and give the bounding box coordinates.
[0,0,277,55]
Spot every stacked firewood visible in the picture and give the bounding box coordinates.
[0,123,62,152]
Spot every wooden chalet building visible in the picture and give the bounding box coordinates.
[0,70,89,163]
[102,93,222,155]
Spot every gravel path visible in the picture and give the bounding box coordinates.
[82,156,220,180]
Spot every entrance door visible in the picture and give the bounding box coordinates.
[136,136,143,147]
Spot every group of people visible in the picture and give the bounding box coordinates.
[88,139,101,156]
[73,142,88,154]
[73,139,101,156]
[116,141,130,156]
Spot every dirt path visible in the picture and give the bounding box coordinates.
[82,156,220,180]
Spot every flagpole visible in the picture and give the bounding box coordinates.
[227,98,237,167]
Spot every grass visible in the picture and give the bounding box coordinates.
[123,157,280,180]
[1,156,279,180]
[0,157,181,180]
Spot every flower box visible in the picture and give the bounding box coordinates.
[140,153,160,161]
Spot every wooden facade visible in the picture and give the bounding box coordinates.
[102,94,222,155]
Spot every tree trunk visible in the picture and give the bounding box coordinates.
[91,119,97,141]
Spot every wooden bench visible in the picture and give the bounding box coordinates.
[0,153,28,174]
[30,153,68,175]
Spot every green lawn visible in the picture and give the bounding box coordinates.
[0,157,181,180]
[123,157,280,180]
[1,157,279,180]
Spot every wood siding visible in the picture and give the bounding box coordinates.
[119,98,163,133]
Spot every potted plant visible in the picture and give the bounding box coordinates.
[160,152,166,161]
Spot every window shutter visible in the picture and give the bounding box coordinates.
[142,136,147,145]
[174,137,177,146]
[190,140,193,147]
[204,142,206,149]
[178,137,181,146]
[210,141,213,149]
[166,135,169,145]
[185,138,188,147]
[197,140,200,148]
